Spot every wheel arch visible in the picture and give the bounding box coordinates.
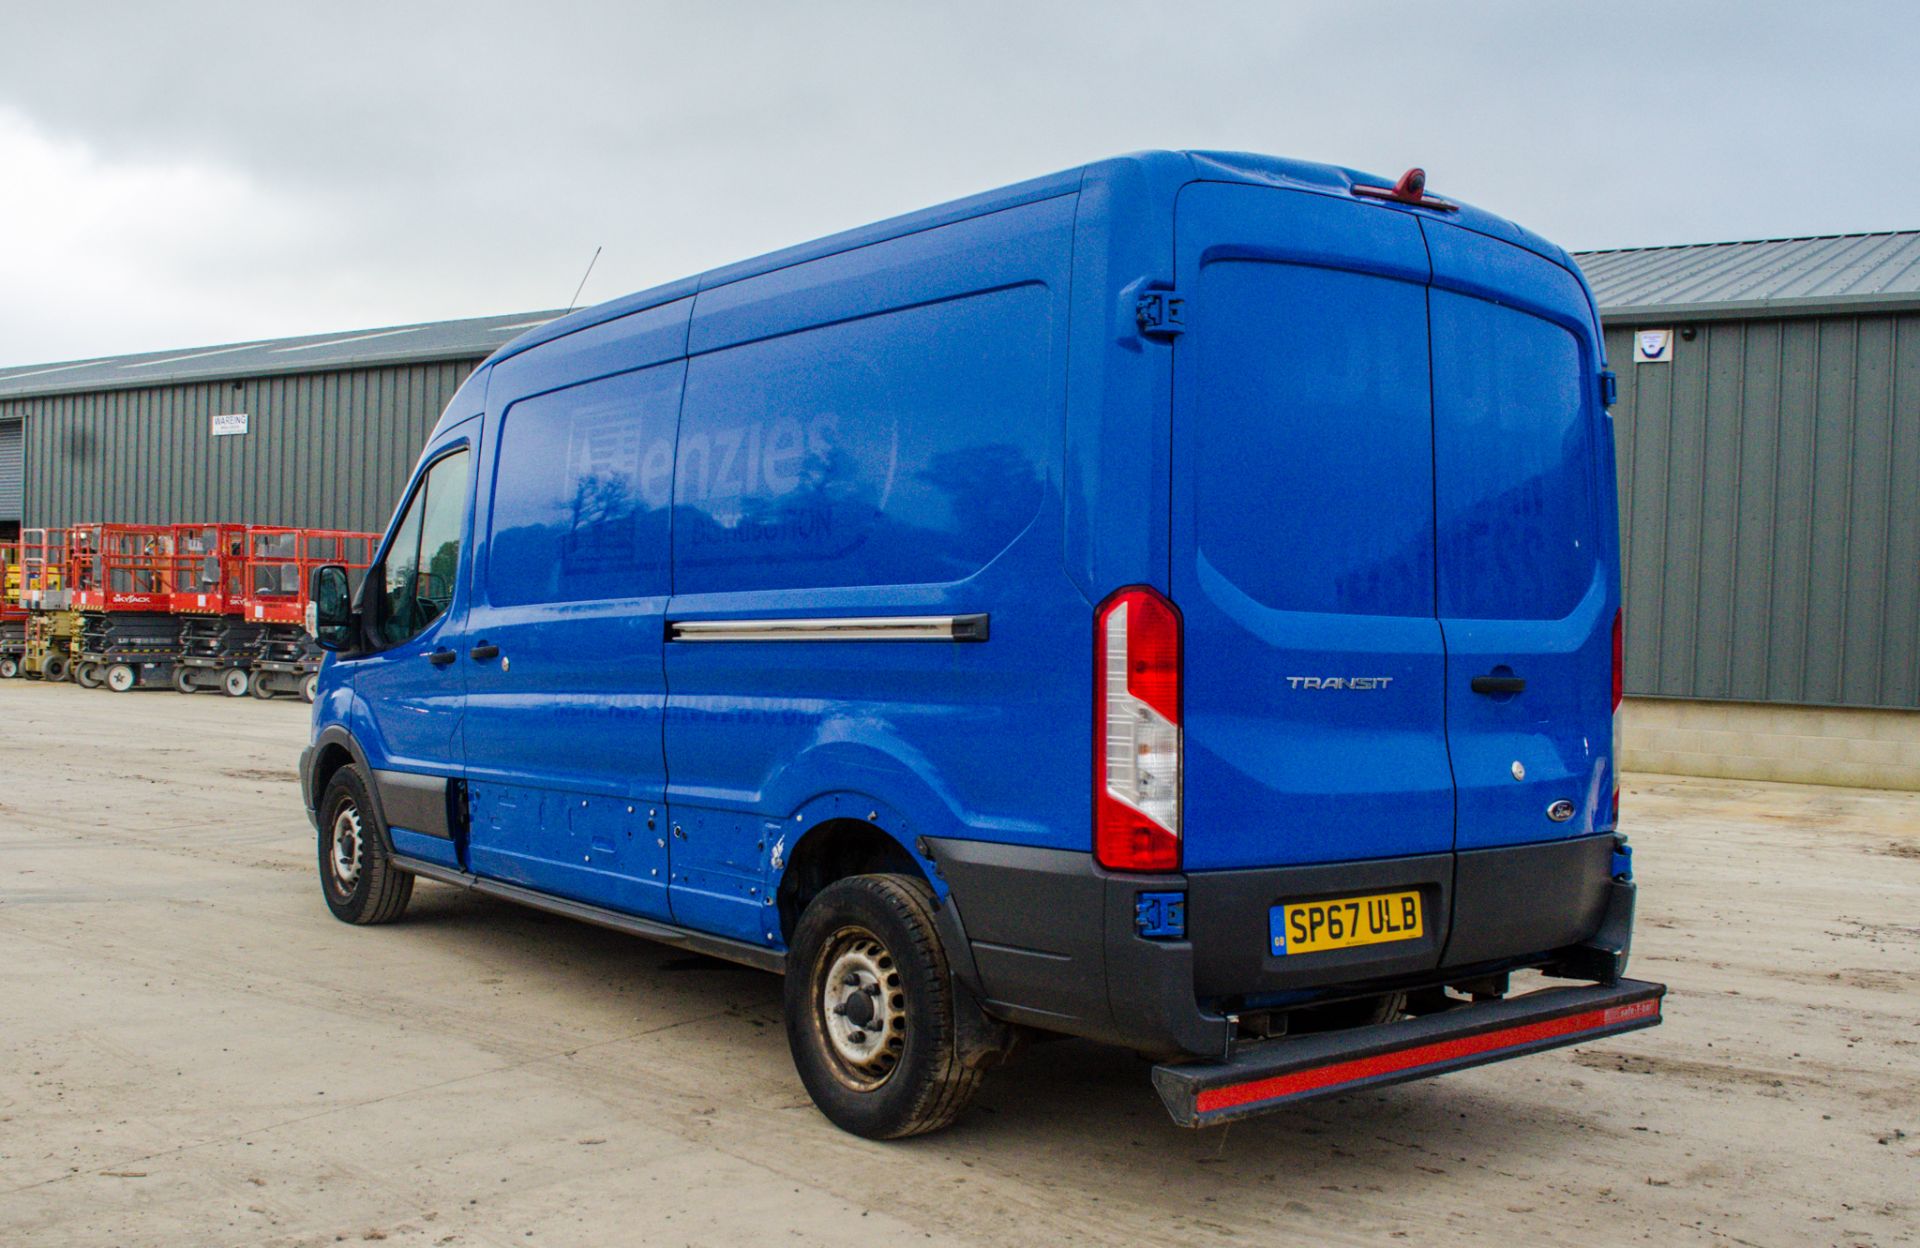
[307,726,393,851]
[771,792,944,948]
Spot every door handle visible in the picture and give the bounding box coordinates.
[427,648,456,667]
[470,642,500,662]
[1470,674,1526,695]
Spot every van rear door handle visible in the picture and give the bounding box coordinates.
[1470,674,1526,695]
[427,648,457,667]
[470,642,500,661]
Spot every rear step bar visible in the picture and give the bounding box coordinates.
[1153,978,1664,1128]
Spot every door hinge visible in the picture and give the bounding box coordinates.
[1135,289,1186,339]
[1599,369,1619,408]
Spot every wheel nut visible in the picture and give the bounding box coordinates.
[848,1030,866,1044]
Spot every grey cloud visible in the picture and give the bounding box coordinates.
[1,0,1917,364]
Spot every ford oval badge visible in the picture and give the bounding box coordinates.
[1546,799,1576,823]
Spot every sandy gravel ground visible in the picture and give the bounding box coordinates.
[0,679,1914,1247]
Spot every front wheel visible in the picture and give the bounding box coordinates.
[47,655,74,683]
[0,656,18,679]
[105,663,137,692]
[317,767,413,925]
[173,667,198,694]
[223,668,250,698]
[301,673,318,703]
[783,874,982,1139]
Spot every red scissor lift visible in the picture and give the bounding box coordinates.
[0,538,23,678]
[169,522,260,696]
[69,523,182,692]
[242,527,376,702]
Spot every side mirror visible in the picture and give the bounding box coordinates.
[307,564,356,651]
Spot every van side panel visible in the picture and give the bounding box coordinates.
[459,299,691,919]
[663,197,1084,948]
[1061,152,1192,601]
[1423,222,1617,851]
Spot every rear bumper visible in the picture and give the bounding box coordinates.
[1152,978,1665,1127]
[925,831,1634,1061]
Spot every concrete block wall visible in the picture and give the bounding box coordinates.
[1621,697,1920,791]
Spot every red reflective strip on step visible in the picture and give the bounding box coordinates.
[1195,998,1659,1115]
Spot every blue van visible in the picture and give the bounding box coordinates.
[301,151,1662,1138]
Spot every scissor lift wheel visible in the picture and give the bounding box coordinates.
[106,663,137,693]
[224,668,250,698]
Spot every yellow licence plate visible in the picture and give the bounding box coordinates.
[1269,890,1424,956]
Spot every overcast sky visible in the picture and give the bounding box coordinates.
[3,1,1917,367]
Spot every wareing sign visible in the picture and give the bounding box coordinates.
[210,413,250,437]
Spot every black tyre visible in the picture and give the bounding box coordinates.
[317,767,413,925]
[47,655,74,683]
[784,873,981,1139]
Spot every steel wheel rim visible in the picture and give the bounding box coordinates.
[815,925,908,1091]
[225,669,248,697]
[328,804,365,896]
[107,665,134,692]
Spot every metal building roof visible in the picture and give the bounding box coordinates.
[1575,230,1920,321]
[0,309,564,400]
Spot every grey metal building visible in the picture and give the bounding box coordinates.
[2,235,1916,726]
[1576,232,1920,713]
[0,310,559,538]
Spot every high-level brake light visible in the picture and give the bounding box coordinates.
[1095,587,1182,872]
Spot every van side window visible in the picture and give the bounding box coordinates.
[375,448,469,645]
[674,284,1050,594]
[485,365,679,606]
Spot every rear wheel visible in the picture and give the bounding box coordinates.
[223,668,251,698]
[106,663,137,693]
[784,873,981,1139]
[251,675,276,699]
[0,656,18,679]
[47,655,74,683]
[301,673,318,703]
[173,667,198,694]
[317,767,413,925]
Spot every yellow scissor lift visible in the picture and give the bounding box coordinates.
[0,540,23,678]
[19,528,77,681]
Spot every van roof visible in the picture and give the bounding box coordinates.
[485,150,1578,369]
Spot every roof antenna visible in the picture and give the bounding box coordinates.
[567,245,603,312]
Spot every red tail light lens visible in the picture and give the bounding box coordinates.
[1611,609,1624,712]
[1095,587,1182,872]
[1611,608,1624,824]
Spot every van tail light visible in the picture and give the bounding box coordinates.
[1611,609,1624,713]
[1610,609,1624,824]
[1095,587,1182,872]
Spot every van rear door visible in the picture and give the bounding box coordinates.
[1171,183,1454,870]
[1423,223,1616,850]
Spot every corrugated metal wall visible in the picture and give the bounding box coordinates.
[1610,313,1920,710]
[0,418,22,520]
[0,360,479,535]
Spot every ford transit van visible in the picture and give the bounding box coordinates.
[301,151,1661,1138]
